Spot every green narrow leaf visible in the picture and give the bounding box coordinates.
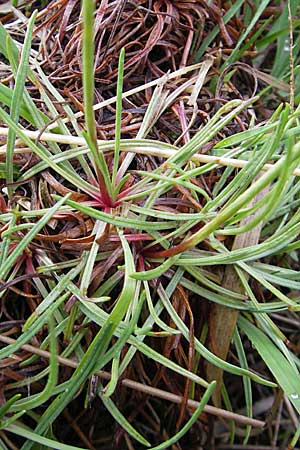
[22,260,84,330]
[0,194,71,281]
[238,316,300,413]
[6,33,51,129]
[12,318,58,411]
[100,388,151,447]
[149,381,216,450]
[0,22,35,80]
[4,423,88,450]
[142,281,180,335]
[92,287,145,377]
[174,140,300,254]
[0,293,68,360]
[5,10,37,196]
[53,195,176,231]
[0,106,99,196]
[195,0,244,60]
[220,383,235,443]
[131,256,179,281]
[289,426,300,449]
[233,328,252,444]
[0,83,34,123]
[112,48,125,191]
[20,231,136,450]
[158,285,276,387]
[75,285,208,387]
[223,0,272,67]
[0,411,26,430]
[102,354,120,398]
[82,0,112,200]
[0,395,21,421]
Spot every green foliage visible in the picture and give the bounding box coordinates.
[1,0,300,449]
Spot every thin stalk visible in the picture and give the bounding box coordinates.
[112,48,125,192]
[82,0,112,204]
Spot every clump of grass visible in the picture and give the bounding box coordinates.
[0,1,300,449]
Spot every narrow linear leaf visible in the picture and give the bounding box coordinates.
[239,316,300,413]
[12,318,58,411]
[100,388,151,447]
[4,423,88,450]
[112,47,125,190]
[149,381,216,450]
[131,256,179,281]
[20,231,136,450]
[5,10,37,195]
[0,194,71,281]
